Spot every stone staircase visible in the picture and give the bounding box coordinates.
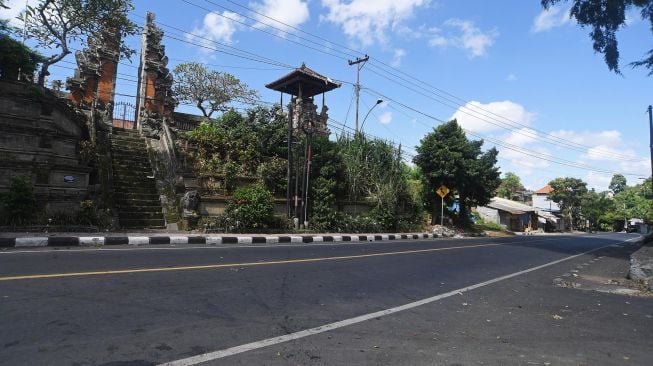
[110,128,165,229]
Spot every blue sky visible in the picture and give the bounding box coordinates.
[3,0,652,191]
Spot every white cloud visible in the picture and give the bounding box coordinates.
[189,11,244,47]
[451,100,534,133]
[504,127,538,146]
[530,129,649,190]
[378,111,392,125]
[391,48,406,67]
[320,0,429,46]
[624,9,641,26]
[532,5,571,32]
[585,171,613,191]
[444,19,497,58]
[428,34,448,47]
[506,73,517,81]
[251,0,310,33]
[549,129,622,147]
[0,0,27,28]
[428,19,498,58]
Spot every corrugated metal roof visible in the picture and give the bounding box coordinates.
[487,197,535,215]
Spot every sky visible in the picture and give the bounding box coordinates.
[2,0,652,192]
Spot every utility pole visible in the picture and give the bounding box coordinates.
[648,105,652,187]
[348,55,369,134]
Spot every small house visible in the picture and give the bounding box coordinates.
[477,197,539,232]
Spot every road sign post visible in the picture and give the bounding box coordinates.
[436,185,450,226]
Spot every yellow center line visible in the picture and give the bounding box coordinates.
[0,243,503,282]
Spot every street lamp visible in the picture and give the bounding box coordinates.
[359,99,383,132]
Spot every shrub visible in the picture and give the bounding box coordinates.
[226,185,274,230]
[0,176,37,226]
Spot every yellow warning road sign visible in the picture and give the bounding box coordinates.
[436,185,450,198]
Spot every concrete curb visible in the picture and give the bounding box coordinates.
[629,239,653,291]
[0,233,439,248]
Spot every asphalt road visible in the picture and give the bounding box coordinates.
[0,233,650,365]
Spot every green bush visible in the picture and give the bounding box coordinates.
[226,185,274,230]
[0,176,37,225]
[256,157,287,196]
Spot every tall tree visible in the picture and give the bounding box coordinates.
[20,0,137,86]
[0,0,9,32]
[0,34,44,80]
[414,119,500,226]
[172,62,259,118]
[608,173,627,194]
[497,172,525,200]
[580,189,612,231]
[548,177,588,230]
[541,0,653,74]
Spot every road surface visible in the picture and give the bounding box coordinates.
[0,233,651,365]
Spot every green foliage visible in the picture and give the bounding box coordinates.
[549,177,588,230]
[257,157,287,196]
[0,34,44,80]
[20,0,138,85]
[181,106,288,198]
[414,119,500,226]
[307,134,423,232]
[173,62,259,118]
[0,176,37,225]
[226,185,274,230]
[183,107,424,233]
[580,189,613,231]
[541,0,653,74]
[473,215,505,232]
[609,173,627,194]
[79,139,97,164]
[497,172,525,200]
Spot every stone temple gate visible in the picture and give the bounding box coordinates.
[47,11,342,229]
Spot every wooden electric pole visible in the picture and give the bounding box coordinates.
[648,105,653,188]
[348,55,369,134]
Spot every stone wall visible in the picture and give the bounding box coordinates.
[0,80,91,213]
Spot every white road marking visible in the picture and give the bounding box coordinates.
[159,237,640,366]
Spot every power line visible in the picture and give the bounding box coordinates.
[50,6,647,174]
[363,88,644,176]
[172,0,644,163]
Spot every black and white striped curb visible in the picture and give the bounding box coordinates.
[0,233,440,248]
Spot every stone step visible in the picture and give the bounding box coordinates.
[111,150,149,156]
[110,144,148,151]
[114,186,158,194]
[111,159,151,166]
[113,176,154,184]
[115,198,163,206]
[115,205,164,213]
[112,163,152,171]
[112,130,141,136]
[111,136,144,142]
[113,180,154,185]
[112,156,149,162]
[118,211,164,220]
[113,174,153,181]
[119,218,166,229]
[115,192,160,200]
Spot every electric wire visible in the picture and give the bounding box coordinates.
[171,0,644,163]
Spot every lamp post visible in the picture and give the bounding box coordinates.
[359,99,383,133]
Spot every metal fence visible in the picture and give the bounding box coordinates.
[112,101,136,129]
